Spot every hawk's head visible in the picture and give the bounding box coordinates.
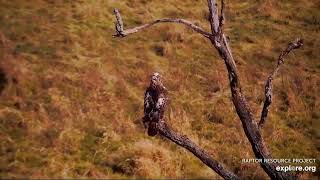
[150,72,163,91]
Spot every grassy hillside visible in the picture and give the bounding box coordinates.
[0,0,319,179]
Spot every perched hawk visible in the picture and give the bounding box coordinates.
[143,72,167,136]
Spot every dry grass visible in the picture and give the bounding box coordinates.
[0,0,319,179]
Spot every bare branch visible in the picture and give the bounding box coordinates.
[259,38,303,128]
[114,9,124,37]
[143,72,238,179]
[158,120,239,180]
[207,0,220,34]
[113,9,212,39]
[219,0,225,31]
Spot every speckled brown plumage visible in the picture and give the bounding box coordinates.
[143,72,167,136]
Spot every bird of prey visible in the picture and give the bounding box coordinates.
[143,72,167,136]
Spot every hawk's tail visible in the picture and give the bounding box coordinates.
[147,122,158,136]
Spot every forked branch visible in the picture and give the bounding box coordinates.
[113,1,303,179]
[259,38,303,128]
[206,1,298,179]
[158,120,239,179]
[113,9,211,39]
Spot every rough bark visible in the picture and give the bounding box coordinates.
[158,120,239,180]
[206,1,300,179]
[259,39,303,128]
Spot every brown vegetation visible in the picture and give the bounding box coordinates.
[0,0,319,179]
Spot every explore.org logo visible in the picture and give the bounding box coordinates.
[241,158,317,173]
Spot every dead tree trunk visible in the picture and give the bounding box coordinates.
[112,0,303,179]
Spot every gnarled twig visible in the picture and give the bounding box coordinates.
[259,38,303,128]
[113,9,211,39]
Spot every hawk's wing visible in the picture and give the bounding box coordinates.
[144,88,154,119]
[155,93,167,120]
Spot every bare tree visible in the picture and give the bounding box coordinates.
[113,0,303,179]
